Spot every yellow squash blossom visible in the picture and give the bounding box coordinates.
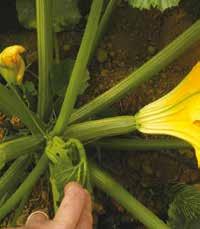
[0,45,26,85]
[135,62,200,166]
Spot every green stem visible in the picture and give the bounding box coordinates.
[10,190,32,226]
[93,138,190,151]
[0,135,44,166]
[69,19,200,124]
[36,0,53,121]
[64,116,136,142]
[52,0,103,136]
[0,85,45,136]
[0,154,48,221]
[0,155,30,199]
[89,0,118,61]
[90,162,170,229]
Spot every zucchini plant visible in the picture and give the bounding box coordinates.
[0,0,200,228]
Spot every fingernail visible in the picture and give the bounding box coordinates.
[64,182,82,194]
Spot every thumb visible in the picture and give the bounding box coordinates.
[25,211,49,228]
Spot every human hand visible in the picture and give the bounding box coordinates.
[7,182,93,229]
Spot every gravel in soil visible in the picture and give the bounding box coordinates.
[1,1,200,228]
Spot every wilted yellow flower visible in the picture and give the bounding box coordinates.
[135,62,200,166]
[0,45,26,85]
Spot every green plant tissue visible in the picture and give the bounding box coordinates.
[128,0,181,11]
[16,0,81,32]
[50,58,90,97]
[168,184,200,229]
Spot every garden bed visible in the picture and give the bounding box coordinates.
[0,0,200,228]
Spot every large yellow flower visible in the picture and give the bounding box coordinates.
[135,62,200,166]
[0,45,26,85]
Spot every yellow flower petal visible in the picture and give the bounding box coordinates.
[194,148,200,167]
[16,57,26,84]
[0,45,26,85]
[136,63,200,167]
[141,62,200,115]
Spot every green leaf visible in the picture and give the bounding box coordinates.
[16,0,81,32]
[128,0,181,11]
[45,137,92,211]
[22,81,37,96]
[51,59,90,97]
[168,184,200,229]
[51,59,74,97]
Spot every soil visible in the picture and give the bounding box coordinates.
[1,1,200,228]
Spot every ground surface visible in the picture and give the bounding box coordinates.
[1,1,200,228]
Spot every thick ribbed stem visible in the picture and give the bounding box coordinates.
[69,19,200,124]
[52,0,103,136]
[0,135,44,164]
[36,0,53,121]
[64,116,136,142]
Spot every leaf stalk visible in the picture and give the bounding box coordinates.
[93,138,190,151]
[36,0,53,121]
[69,19,200,124]
[90,162,170,229]
[52,0,104,136]
[64,116,136,142]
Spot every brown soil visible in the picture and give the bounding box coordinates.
[80,3,200,228]
[1,1,200,228]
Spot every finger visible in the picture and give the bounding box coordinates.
[76,212,93,229]
[2,228,23,229]
[76,190,93,229]
[83,189,92,213]
[25,211,49,228]
[53,182,87,228]
[4,228,23,229]
[6,227,25,229]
